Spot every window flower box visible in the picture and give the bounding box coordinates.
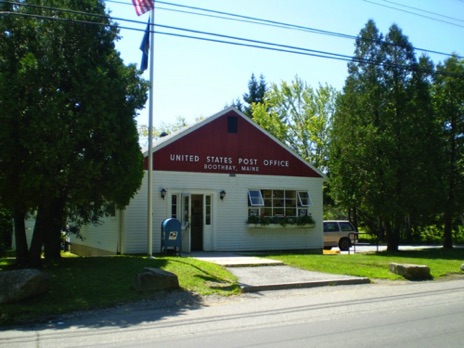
[246,215,315,228]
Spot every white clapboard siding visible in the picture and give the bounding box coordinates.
[71,212,120,254]
[119,170,323,253]
[69,167,323,255]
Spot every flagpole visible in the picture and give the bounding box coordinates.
[147,7,155,258]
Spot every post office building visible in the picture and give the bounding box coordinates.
[71,107,325,256]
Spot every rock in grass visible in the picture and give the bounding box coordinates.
[0,269,50,304]
[460,263,464,272]
[133,267,179,292]
[389,263,432,281]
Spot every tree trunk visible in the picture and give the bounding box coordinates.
[44,196,66,261]
[352,206,358,231]
[385,220,399,252]
[443,179,454,249]
[443,112,456,249]
[443,208,454,249]
[13,208,29,267]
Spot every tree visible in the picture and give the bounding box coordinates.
[329,21,442,251]
[138,116,189,147]
[242,73,267,117]
[229,73,267,117]
[252,76,337,173]
[0,0,148,267]
[433,56,464,249]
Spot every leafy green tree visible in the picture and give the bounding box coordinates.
[433,56,464,248]
[330,21,442,251]
[252,76,337,172]
[0,0,148,267]
[138,116,189,147]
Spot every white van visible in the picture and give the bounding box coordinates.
[323,220,358,251]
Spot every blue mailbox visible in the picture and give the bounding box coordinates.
[161,218,182,255]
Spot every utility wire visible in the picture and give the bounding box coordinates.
[3,9,463,79]
[152,0,461,58]
[363,0,464,29]
[381,0,464,23]
[2,1,463,78]
[7,0,460,60]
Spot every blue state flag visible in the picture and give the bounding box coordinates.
[140,19,150,72]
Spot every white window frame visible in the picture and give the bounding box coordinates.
[297,191,313,207]
[248,190,264,206]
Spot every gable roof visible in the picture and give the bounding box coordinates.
[144,107,324,178]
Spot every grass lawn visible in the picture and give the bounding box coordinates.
[262,248,464,280]
[0,254,240,327]
[1,247,463,326]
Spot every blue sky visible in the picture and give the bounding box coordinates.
[106,0,464,128]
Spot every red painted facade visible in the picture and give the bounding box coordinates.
[144,110,322,178]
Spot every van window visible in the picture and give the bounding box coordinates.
[340,222,355,231]
[324,222,339,232]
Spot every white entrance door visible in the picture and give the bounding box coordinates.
[181,193,191,253]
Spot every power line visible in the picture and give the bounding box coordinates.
[381,0,464,23]
[151,0,461,59]
[8,0,459,60]
[2,1,464,79]
[3,9,463,80]
[9,0,462,58]
[363,0,464,29]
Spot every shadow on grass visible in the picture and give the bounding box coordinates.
[0,255,229,330]
[165,257,241,292]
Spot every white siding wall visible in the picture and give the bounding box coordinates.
[122,170,324,253]
[124,171,154,254]
[70,212,120,254]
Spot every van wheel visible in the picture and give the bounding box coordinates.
[339,238,351,251]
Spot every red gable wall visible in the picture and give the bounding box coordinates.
[145,110,322,178]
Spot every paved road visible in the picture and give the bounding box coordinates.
[2,278,464,347]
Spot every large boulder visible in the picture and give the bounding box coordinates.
[389,263,432,280]
[133,267,179,292]
[0,269,50,304]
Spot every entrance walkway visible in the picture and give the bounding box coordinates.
[190,252,370,292]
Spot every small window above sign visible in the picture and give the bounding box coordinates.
[248,190,264,206]
[297,191,313,206]
[227,116,238,133]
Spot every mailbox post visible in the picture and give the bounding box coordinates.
[161,218,182,256]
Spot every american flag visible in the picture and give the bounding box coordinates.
[132,0,154,16]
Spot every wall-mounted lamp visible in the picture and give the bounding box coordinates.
[220,190,226,200]
[160,188,167,199]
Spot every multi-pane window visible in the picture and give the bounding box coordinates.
[171,194,177,218]
[205,195,211,225]
[248,189,312,218]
